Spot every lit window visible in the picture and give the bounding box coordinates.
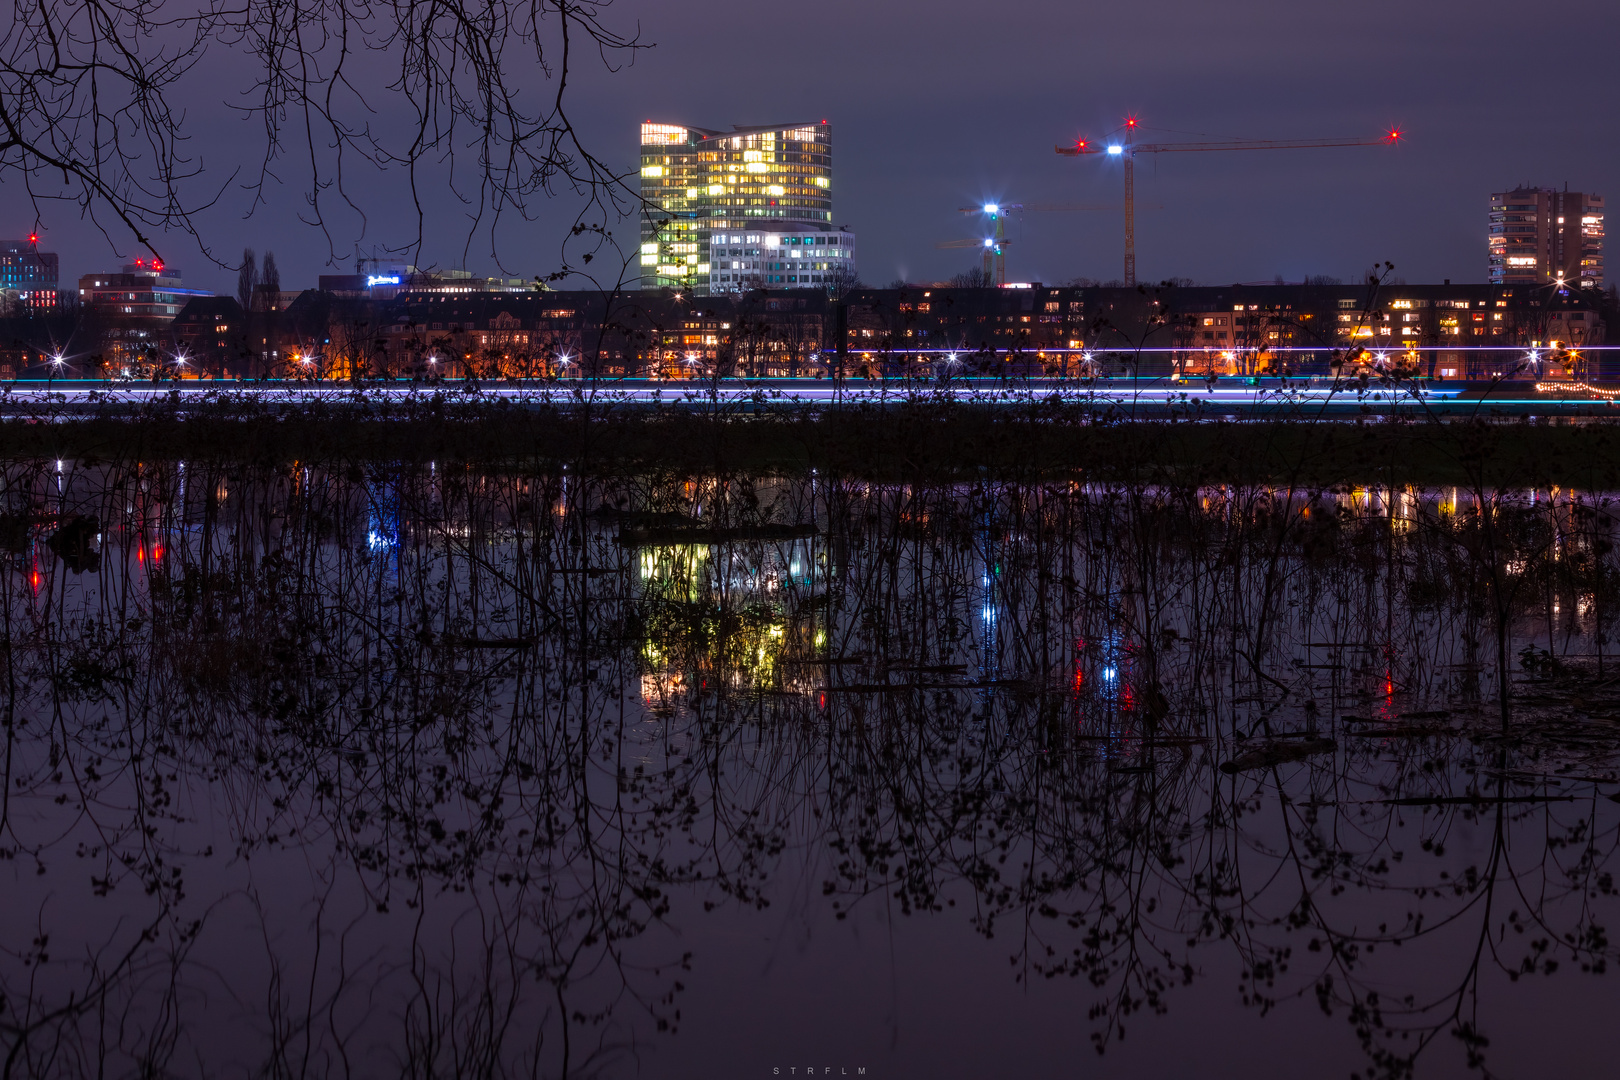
[641,124,687,145]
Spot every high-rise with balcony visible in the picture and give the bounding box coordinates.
[639,121,855,295]
[1489,187,1604,288]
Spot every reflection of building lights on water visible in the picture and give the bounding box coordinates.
[640,671,685,712]
[1102,666,1117,682]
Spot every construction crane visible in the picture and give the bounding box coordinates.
[1056,117,1403,285]
[961,203,1013,286]
[946,203,1142,286]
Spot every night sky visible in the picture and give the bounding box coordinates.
[9,0,1620,295]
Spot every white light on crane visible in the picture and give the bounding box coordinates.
[1059,119,1402,287]
[983,203,999,214]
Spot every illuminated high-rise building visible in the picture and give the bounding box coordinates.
[1489,187,1604,288]
[0,235,59,308]
[639,121,855,294]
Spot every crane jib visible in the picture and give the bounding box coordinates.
[1053,124,1402,284]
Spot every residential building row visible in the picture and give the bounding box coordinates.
[0,283,838,380]
[843,281,1612,380]
[2,276,1613,382]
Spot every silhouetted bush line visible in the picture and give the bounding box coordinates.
[5,399,1620,487]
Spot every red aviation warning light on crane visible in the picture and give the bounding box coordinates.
[1057,117,1403,286]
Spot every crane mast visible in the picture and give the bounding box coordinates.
[1057,120,1401,286]
[986,205,1005,286]
[1122,120,1135,287]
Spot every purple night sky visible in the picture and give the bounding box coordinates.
[6,0,1617,294]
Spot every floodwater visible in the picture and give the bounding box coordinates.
[1,460,1618,1079]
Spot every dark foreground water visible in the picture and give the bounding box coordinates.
[1,460,1618,1079]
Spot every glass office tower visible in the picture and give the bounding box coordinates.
[639,121,853,295]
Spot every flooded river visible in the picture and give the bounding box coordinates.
[1,459,1617,1078]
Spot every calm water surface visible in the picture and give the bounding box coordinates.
[1,461,1617,1079]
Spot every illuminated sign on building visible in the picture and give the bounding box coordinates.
[368,275,402,286]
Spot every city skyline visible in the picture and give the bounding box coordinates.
[1,1,1617,297]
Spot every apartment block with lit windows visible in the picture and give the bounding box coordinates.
[78,260,212,370]
[638,121,856,295]
[1489,187,1604,288]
